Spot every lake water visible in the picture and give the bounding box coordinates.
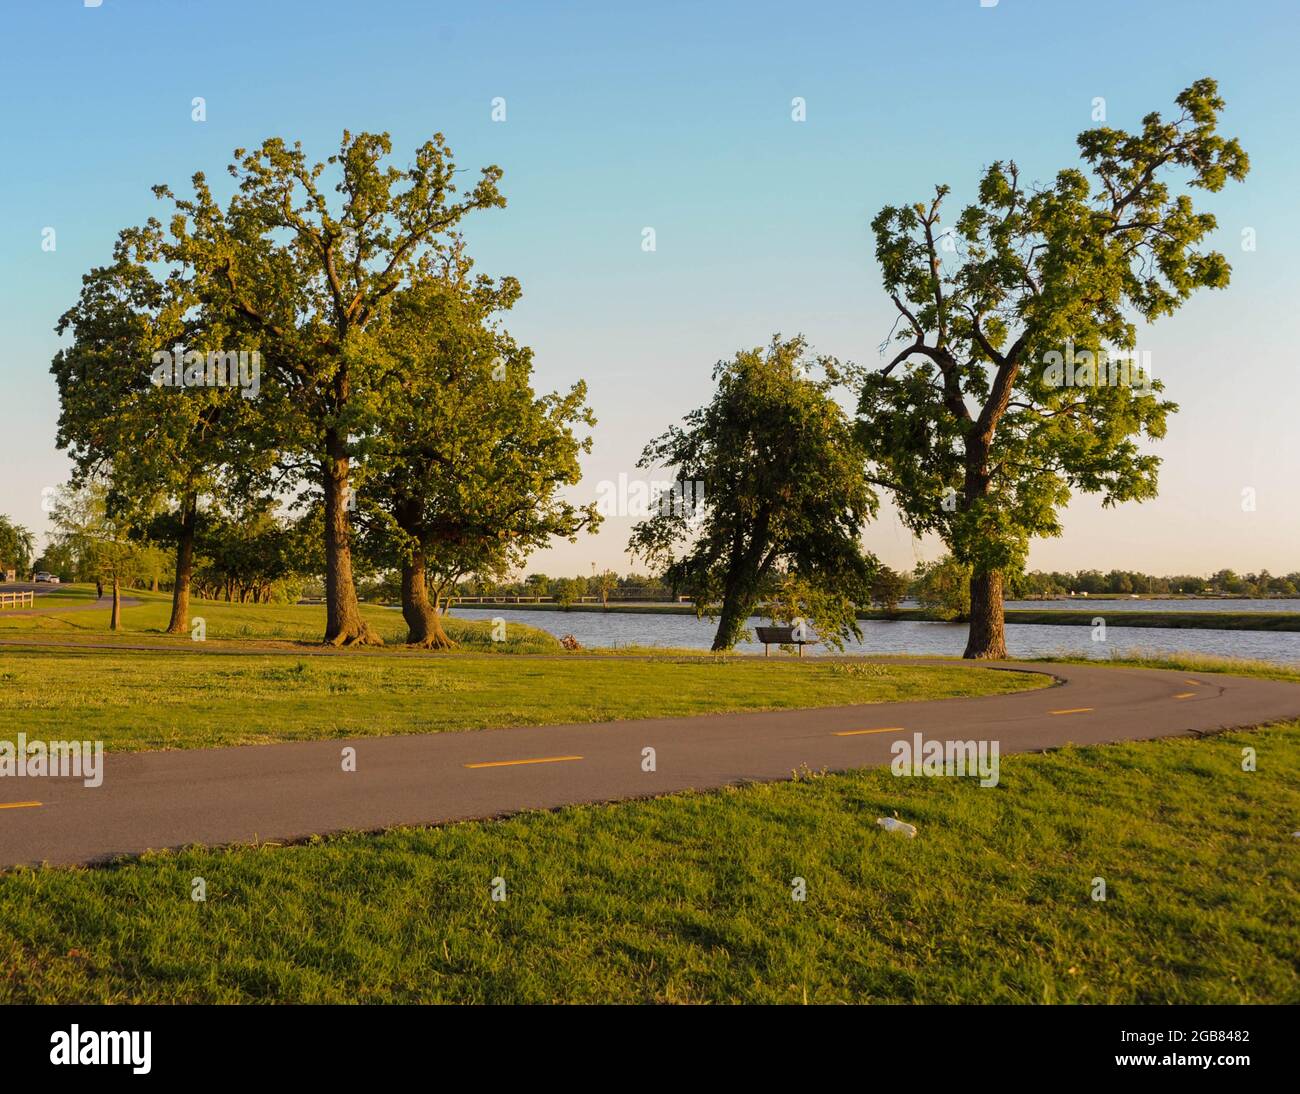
[447,606,1300,665]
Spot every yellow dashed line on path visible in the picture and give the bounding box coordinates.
[0,801,42,810]
[464,755,584,769]
[1173,692,1197,700]
[1050,708,1093,715]
[833,727,907,737]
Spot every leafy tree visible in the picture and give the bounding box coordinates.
[631,335,878,651]
[359,266,596,647]
[143,131,505,645]
[51,243,264,635]
[195,504,320,604]
[594,569,617,607]
[869,564,909,612]
[552,577,585,609]
[49,484,142,630]
[0,516,35,577]
[914,555,972,621]
[860,79,1248,657]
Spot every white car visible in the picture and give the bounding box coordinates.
[34,572,60,584]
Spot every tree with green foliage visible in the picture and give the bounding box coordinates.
[49,484,142,630]
[913,555,972,621]
[140,131,505,645]
[631,335,878,651]
[359,261,596,647]
[869,564,909,612]
[594,569,617,608]
[51,236,266,635]
[0,516,35,578]
[194,503,320,604]
[860,78,1248,657]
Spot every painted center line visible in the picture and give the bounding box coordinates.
[1173,692,1197,700]
[1050,708,1093,715]
[0,801,42,810]
[464,755,584,770]
[833,727,907,737]
[1184,680,1201,686]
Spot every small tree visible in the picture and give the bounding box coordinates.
[913,556,972,621]
[861,79,1247,657]
[0,516,35,578]
[869,564,909,612]
[594,569,617,608]
[631,335,878,651]
[50,485,141,630]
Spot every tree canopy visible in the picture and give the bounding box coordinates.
[358,253,597,646]
[632,335,878,651]
[860,78,1248,657]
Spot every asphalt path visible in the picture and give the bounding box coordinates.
[0,589,144,616]
[2,660,1299,867]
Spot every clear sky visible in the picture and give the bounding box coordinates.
[2,0,1297,578]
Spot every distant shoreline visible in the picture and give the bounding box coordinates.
[437,600,1300,633]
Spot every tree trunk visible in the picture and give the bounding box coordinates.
[711,570,758,651]
[166,499,196,634]
[110,575,122,631]
[963,569,1007,659]
[401,549,454,649]
[322,436,382,646]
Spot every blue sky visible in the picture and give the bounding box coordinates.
[2,0,1298,576]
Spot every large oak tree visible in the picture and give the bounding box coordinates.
[148,132,505,644]
[861,78,1248,658]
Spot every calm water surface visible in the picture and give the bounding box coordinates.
[448,606,1300,665]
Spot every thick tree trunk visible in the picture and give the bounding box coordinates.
[963,569,1007,659]
[110,576,122,631]
[401,550,454,649]
[711,570,758,651]
[322,435,382,646]
[166,499,196,635]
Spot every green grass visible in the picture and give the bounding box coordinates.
[0,651,1047,750]
[0,584,558,650]
[1043,649,1300,683]
[2,717,1295,1003]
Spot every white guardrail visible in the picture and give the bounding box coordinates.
[0,591,35,610]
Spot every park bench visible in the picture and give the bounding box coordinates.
[754,625,812,657]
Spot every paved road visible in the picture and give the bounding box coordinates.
[2,660,1299,868]
[0,591,144,616]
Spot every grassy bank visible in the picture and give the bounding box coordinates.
[2,715,1294,1003]
[0,651,1046,751]
[0,585,559,650]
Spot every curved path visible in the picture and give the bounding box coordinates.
[2,660,1299,867]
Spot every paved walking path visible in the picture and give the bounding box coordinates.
[2,660,1298,867]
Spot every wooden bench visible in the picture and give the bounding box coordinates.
[754,625,812,657]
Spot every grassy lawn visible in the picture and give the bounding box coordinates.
[1042,649,1300,683]
[1,716,1295,1003]
[0,651,1046,750]
[0,584,558,650]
